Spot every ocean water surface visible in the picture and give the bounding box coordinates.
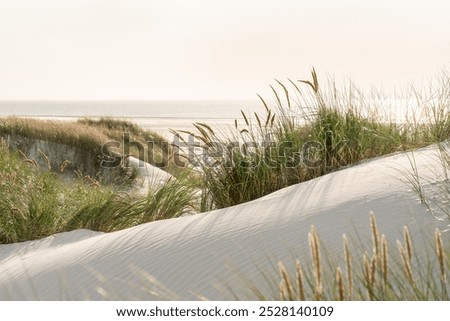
[0,98,428,140]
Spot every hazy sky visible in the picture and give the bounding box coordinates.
[0,0,449,100]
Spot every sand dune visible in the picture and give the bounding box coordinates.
[0,146,448,300]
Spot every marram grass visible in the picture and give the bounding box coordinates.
[273,214,449,301]
[176,68,450,211]
[0,142,198,244]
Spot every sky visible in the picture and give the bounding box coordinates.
[0,0,449,100]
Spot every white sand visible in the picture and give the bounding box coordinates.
[125,156,175,194]
[0,145,448,300]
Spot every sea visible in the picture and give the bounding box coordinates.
[0,100,264,140]
[0,98,430,142]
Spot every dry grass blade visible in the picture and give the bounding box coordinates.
[370,255,377,287]
[381,234,388,291]
[241,110,250,126]
[74,169,83,179]
[82,175,100,188]
[278,261,295,301]
[270,85,282,108]
[279,281,287,301]
[38,149,51,170]
[195,122,215,135]
[311,67,319,93]
[59,160,71,173]
[299,67,319,93]
[23,158,38,169]
[270,114,276,127]
[275,79,291,110]
[17,150,38,169]
[336,267,345,301]
[288,78,302,96]
[295,260,305,301]
[309,225,322,300]
[403,226,412,263]
[397,240,413,284]
[257,94,270,113]
[255,112,262,129]
[265,109,272,127]
[363,252,373,300]
[370,212,380,259]
[343,234,353,298]
[193,123,212,142]
[17,149,28,161]
[435,228,446,283]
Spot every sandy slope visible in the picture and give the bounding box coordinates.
[126,156,174,194]
[0,146,448,300]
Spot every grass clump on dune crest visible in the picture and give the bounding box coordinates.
[177,69,450,210]
[77,117,167,147]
